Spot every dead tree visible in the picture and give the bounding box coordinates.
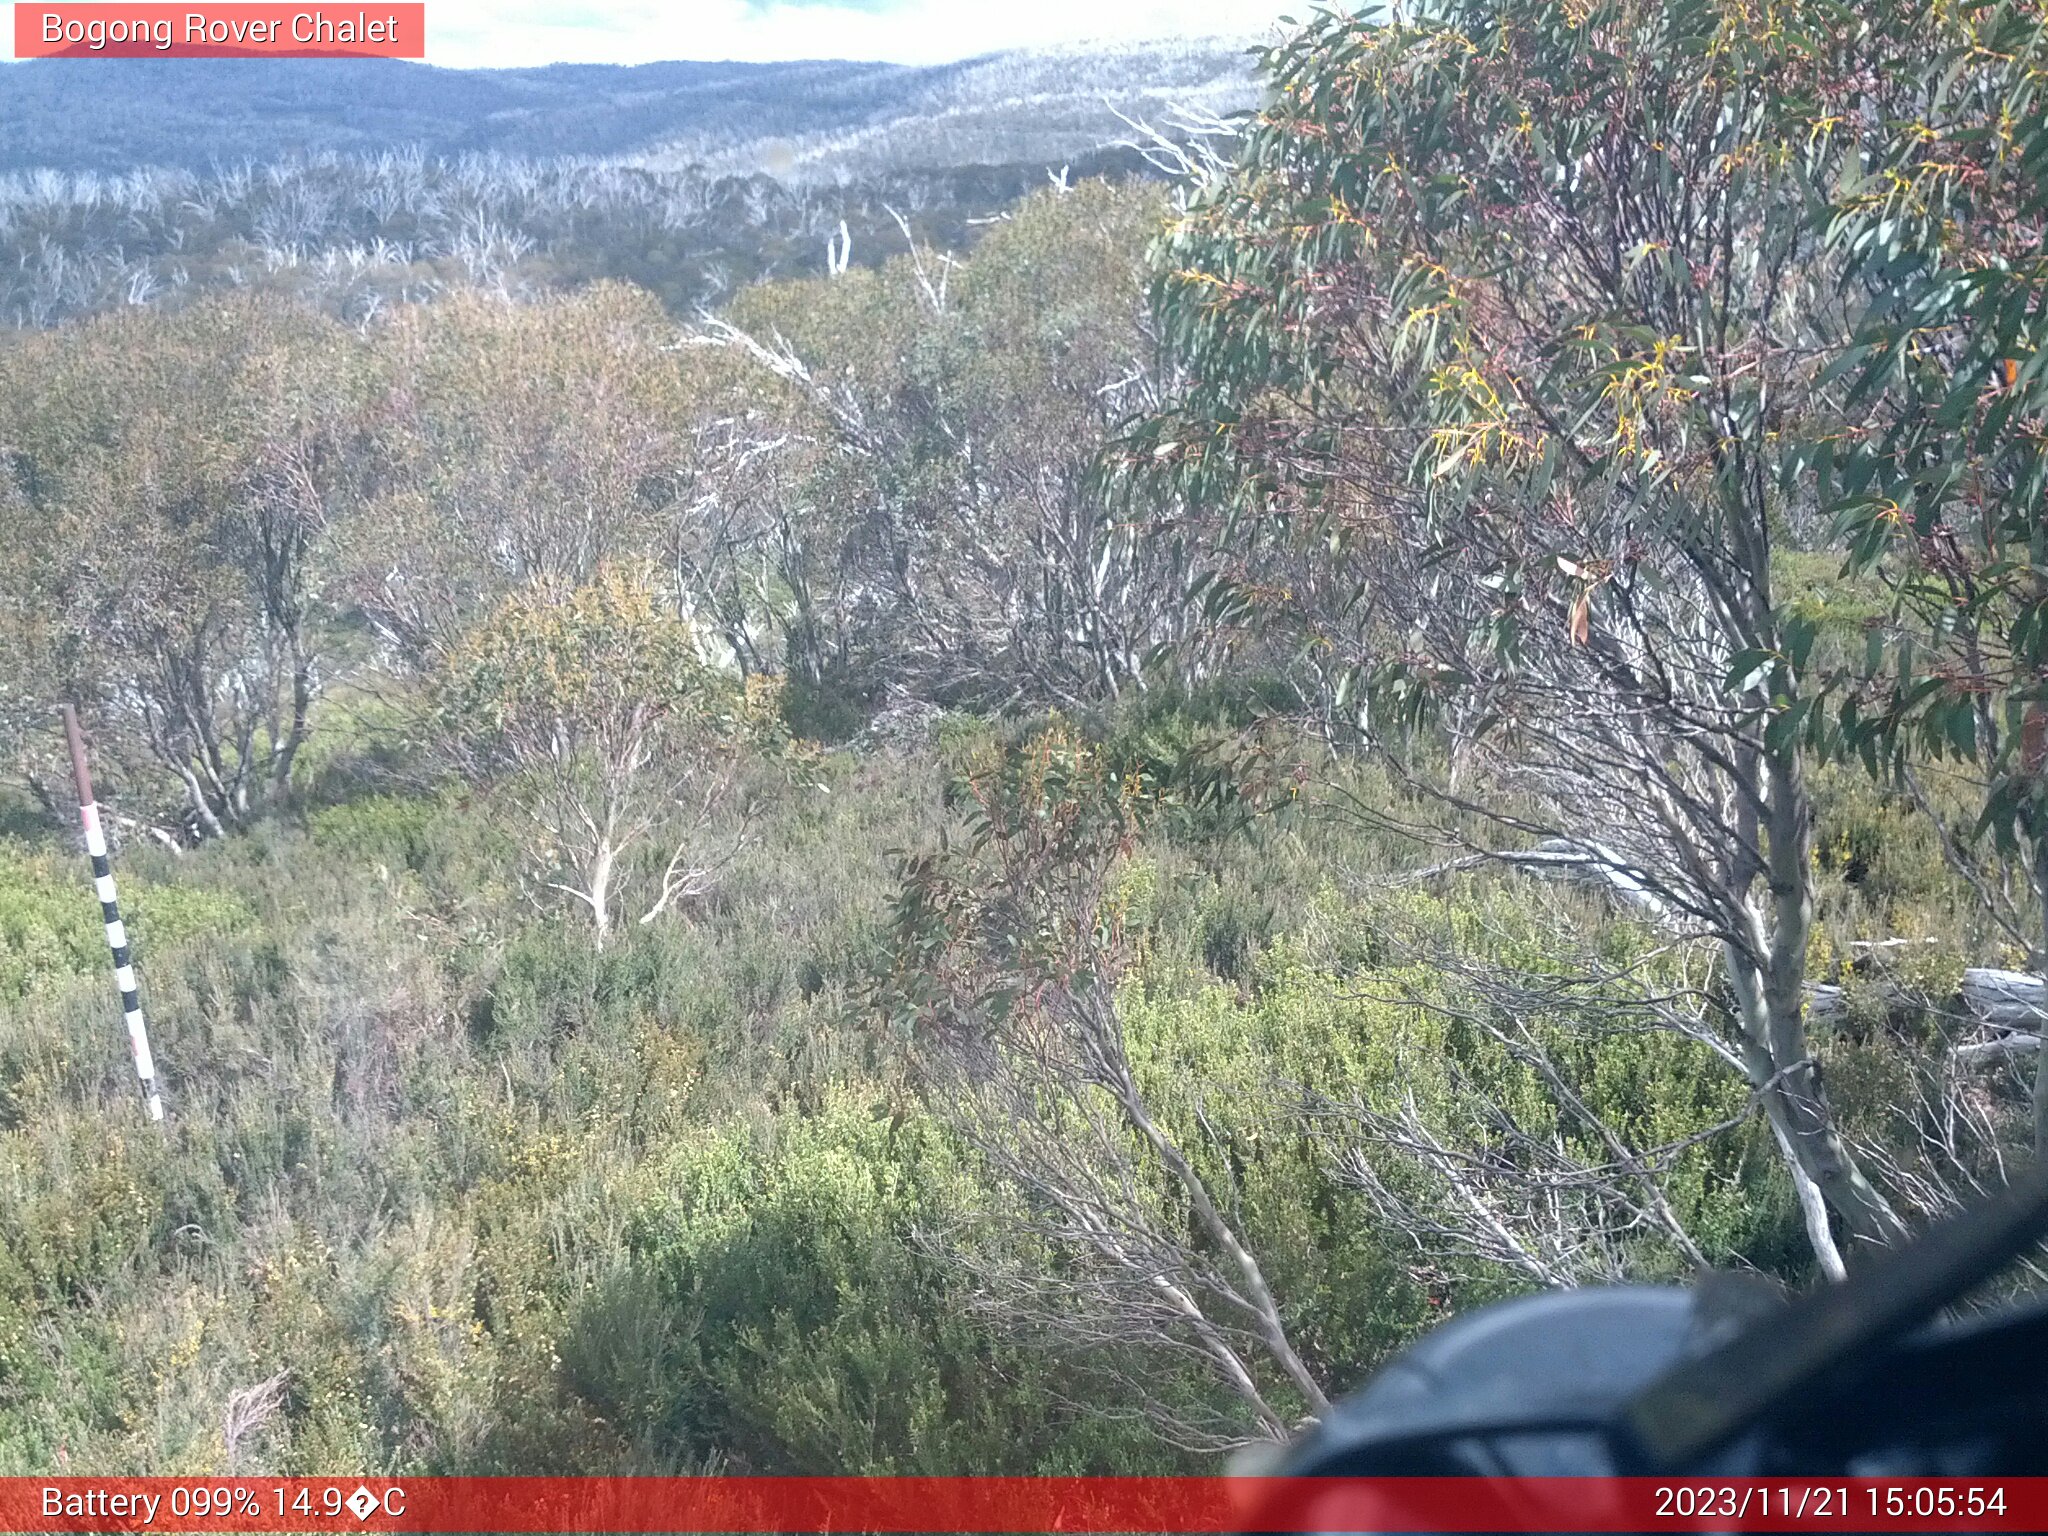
[881,729,1327,1447]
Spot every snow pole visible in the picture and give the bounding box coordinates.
[61,704,164,1122]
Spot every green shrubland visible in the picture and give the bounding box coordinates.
[0,697,2030,1470]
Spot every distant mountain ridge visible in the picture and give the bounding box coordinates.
[0,42,1262,177]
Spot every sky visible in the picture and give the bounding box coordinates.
[425,0,1298,68]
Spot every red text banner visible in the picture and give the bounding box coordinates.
[13,5,425,58]
[2,1477,2046,1533]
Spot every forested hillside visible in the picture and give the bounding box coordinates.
[5,0,2048,1478]
[0,44,1257,174]
[0,146,1163,327]
[0,41,1251,328]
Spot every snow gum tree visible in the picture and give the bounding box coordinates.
[1113,0,2008,1272]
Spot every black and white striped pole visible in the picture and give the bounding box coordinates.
[61,704,164,1122]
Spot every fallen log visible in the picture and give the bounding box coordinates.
[1405,838,1668,918]
[1954,1033,2043,1067]
[1805,968,2047,1035]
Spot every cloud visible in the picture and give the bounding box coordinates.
[425,0,1297,68]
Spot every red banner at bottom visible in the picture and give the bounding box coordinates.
[5,1476,2043,1533]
